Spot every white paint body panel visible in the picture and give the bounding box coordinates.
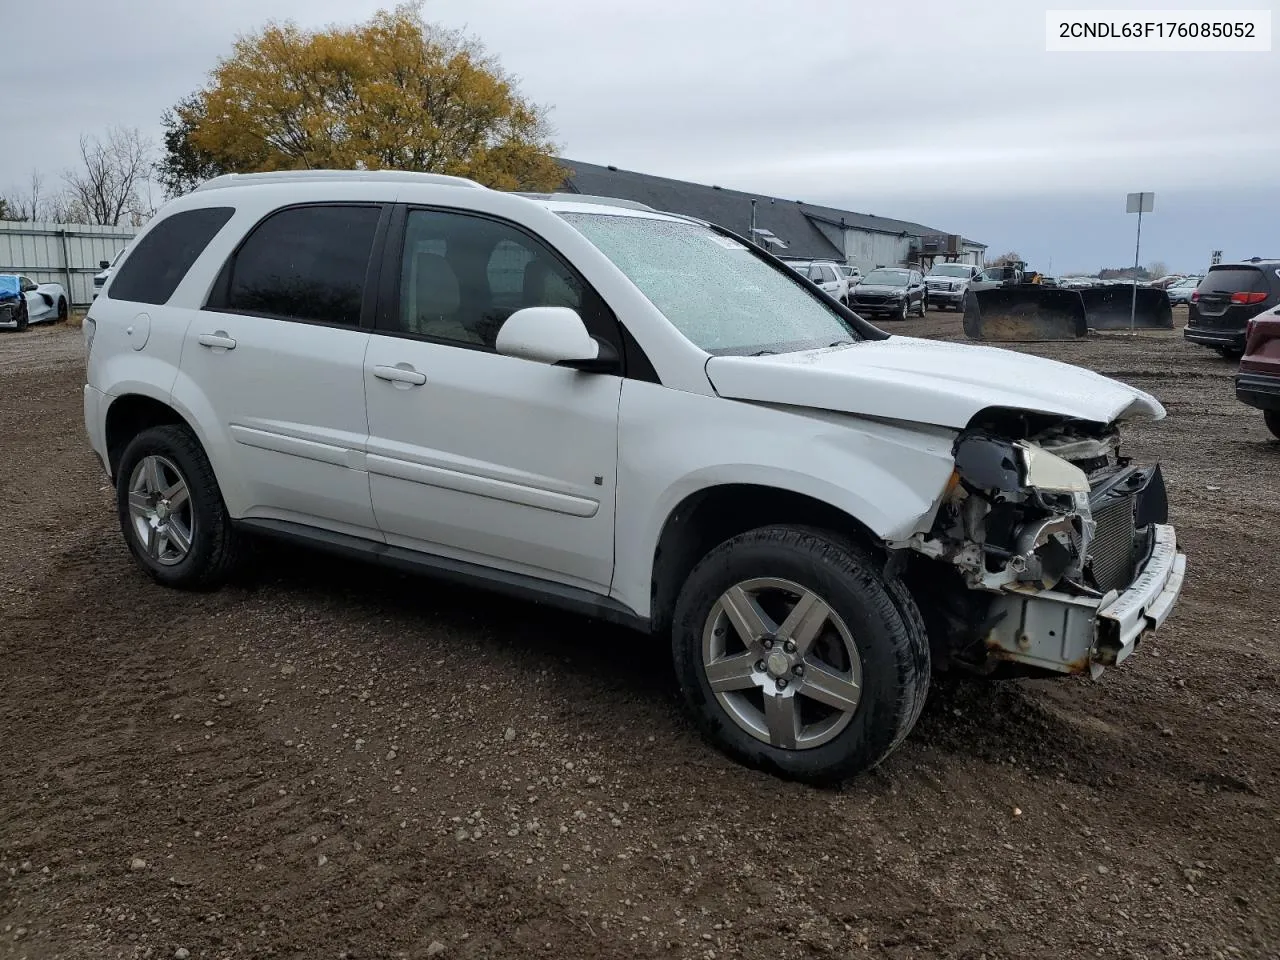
[363,337,621,592]
[706,337,1165,430]
[82,173,1168,625]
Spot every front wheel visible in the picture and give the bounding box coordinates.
[15,302,28,331]
[1265,410,1280,441]
[896,299,908,322]
[671,526,931,784]
[115,424,243,588]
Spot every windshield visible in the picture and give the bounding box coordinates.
[862,269,910,286]
[560,213,859,355]
[927,264,971,278]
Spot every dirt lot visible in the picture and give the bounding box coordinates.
[2,311,1277,960]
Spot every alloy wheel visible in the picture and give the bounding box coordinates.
[701,577,863,750]
[127,454,195,566]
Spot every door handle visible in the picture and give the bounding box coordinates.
[198,332,237,350]
[373,364,427,386]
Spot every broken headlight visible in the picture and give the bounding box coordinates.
[952,433,1088,496]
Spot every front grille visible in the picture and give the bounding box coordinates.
[854,294,888,304]
[1088,493,1137,592]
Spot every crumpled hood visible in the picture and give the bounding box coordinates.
[705,335,1165,430]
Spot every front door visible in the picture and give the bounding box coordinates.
[181,202,386,536]
[363,207,623,592]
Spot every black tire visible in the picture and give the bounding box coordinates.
[15,302,28,332]
[917,296,927,317]
[1217,346,1243,360]
[1265,410,1280,441]
[56,297,68,323]
[896,299,908,322]
[671,525,931,785]
[115,424,243,589]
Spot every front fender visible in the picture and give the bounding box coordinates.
[611,381,957,617]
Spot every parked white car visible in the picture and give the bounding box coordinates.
[924,262,980,311]
[82,170,1188,784]
[783,258,854,304]
[0,274,69,330]
[93,249,127,299]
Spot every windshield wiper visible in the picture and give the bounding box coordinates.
[828,339,855,347]
[749,349,777,356]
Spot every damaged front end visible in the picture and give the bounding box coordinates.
[902,413,1187,678]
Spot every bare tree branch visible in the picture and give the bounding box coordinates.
[62,126,155,226]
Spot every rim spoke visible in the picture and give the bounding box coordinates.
[142,457,162,495]
[156,532,171,559]
[763,692,800,749]
[720,585,772,645]
[143,521,160,559]
[163,481,189,510]
[778,590,831,656]
[128,490,152,518]
[166,520,192,556]
[704,652,758,693]
[798,658,861,713]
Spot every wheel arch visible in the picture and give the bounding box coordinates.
[104,393,193,478]
[648,483,885,637]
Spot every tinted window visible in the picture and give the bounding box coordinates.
[394,209,615,350]
[218,205,381,325]
[1198,267,1268,295]
[109,207,234,305]
[818,265,838,284]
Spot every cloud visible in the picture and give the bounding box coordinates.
[3,0,1271,272]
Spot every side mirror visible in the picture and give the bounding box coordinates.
[495,306,617,372]
[99,260,111,270]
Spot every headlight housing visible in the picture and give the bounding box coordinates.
[952,433,1090,495]
[1014,441,1090,493]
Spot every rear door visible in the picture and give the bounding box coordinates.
[185,202,387,536]
[1192,266,1272,329]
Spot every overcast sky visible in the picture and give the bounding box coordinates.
[4,0,1277,273]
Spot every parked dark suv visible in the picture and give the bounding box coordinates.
[1184,259,1280,358]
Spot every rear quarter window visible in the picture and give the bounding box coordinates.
[108,207,235,305]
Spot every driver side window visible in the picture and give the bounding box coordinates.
[19,277,36,293]
[396,209,591,350]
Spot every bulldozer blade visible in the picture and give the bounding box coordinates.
[1079,285,1174,330]
[963,287,1088,341]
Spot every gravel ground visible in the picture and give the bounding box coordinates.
[2,310,1277,960]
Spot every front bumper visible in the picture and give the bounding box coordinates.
[1184,325,1246,350]
[926,287,963,304]
[851,299,904,315]
[1235,371,1280,412]
[983,524,1186,676]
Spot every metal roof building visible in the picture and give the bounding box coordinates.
[557,158,985,272]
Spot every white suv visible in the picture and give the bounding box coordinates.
[83,170,1187,783]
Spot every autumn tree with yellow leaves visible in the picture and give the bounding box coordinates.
[157,3,563,196]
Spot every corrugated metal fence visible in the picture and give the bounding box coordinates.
[0,221,136,307]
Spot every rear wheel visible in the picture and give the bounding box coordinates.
[671,525,930,784]
[56,297,68,323]
[115,425,243,589]
[1265,410,1280,441]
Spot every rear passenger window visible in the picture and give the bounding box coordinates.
[213,205,381,326]
[108,207,234,305]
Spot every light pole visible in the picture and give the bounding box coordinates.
[1126,192,1154,334]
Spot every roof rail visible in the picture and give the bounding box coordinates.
[517,192,656,212]
[192,169,486,192]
